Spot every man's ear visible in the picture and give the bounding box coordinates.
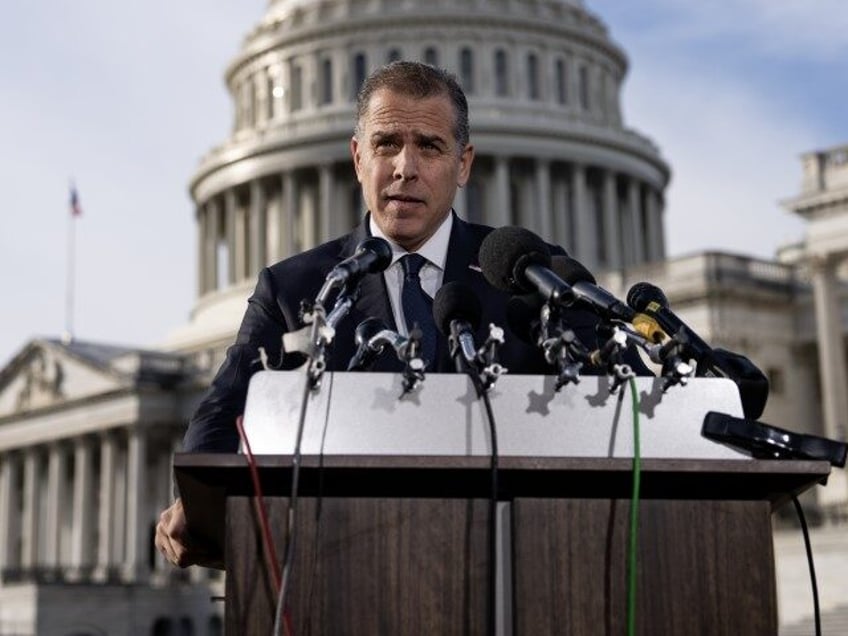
[457,144,475,187]
[350,136,363,182]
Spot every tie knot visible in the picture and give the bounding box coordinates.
[401,253,427,278]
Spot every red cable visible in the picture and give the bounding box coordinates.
[235,415,282,592]
[236,415,297,635]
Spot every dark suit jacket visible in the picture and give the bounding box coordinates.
[183,214,619,452]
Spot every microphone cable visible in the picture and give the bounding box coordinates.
[625,377,642,636]
[478,385,500,636]
[235,415,293,636]
[272,367,332,636]
[791,495,821,636]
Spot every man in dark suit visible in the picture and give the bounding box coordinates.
[155,61,602,567]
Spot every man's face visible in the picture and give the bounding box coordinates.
[351,88,474,252]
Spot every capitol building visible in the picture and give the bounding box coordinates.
[1,0,847,633]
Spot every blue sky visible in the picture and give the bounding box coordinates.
[1,0,846,367]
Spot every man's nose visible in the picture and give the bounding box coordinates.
[393,146,418,181]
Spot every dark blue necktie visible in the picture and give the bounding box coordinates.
[401,253,437,367]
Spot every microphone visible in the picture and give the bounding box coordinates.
[627,281,769,418]
[551,256,636,322]
[317,237,393,304]
[478,226,573,302]
[553,256,667,344]
[347,317,390,371]
[433,281,483,372]
[626,282,714,362]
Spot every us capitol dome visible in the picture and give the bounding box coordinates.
[172,0,670,354]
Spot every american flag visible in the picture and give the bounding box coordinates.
[69,184,82,217]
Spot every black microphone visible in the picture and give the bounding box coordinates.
[478,226,573,302]
[433,281,483,372]
[317,237,393,304]
[347,317,390,371]
[627,282,714,361]
[627,281,769,419]
[552,256,636,322]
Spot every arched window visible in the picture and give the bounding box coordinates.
[527,53,540,100]
[320,57,333,105]
[352,52,367,100]
[387,48,402,63]
[423,47,439,67]
[459,48,474,94]
[494,49,509,97]
[578,65,589,111]
[555,58,567,104]
[290,62,303,111]
[152,618,173,636]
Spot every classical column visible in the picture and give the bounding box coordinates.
[205,199,220,292]
[811,256,848,442]
[45,443,67,568]
[95,432,117,580]
[648,188,666,260]
[602,170,621,270]
[535,159,552,242]
[571,163,593,264]
[0,454,20,573]
[224,189,238,285]
[234,196,249,283]
[21,449,39,570]
[810,255,848,507]
[249,179,267,275]
[196,204,206,296]
[70,436,94,578]
[283,172,296,257]
[123,427,148,581]
[628,179,644,265]
[153,436,180,573]
[492,156,511,227]
[319,163,334,243]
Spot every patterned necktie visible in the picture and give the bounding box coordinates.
[401,253,437,367]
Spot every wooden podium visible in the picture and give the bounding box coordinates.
[175,373,831,635]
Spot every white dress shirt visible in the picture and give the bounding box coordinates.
[368,212,453,336]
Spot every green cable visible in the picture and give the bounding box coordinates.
[626,377,641,636]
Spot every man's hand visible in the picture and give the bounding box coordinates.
[155,498,221,569]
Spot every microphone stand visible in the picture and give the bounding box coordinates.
[591,325,635,394]
[273,280,362,635]
[615,322,695,391]
[446,323,506,636]
[535,301,590,391]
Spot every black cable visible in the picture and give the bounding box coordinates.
[479,387,499,636]
[791,495,821,636]
[273,369,331,636]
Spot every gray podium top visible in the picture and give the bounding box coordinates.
[241,371,747,461]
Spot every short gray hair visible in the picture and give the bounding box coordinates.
[354,60,470,149]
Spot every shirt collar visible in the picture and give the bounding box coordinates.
[368,211,453,270]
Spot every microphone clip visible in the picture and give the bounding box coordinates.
[399,327,427,396]
[537,302,589,391]
[591,327,634,394]
[284,300,335,390]
[477,323,508,392]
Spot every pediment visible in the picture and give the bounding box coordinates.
[0,339,128,418]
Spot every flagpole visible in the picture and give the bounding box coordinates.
[64,183,79,344]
